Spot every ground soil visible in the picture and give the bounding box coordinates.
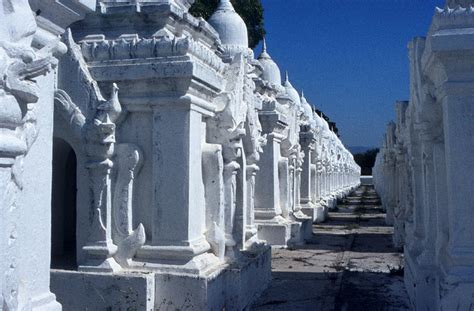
[251,185,411,311]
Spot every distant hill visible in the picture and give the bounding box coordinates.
[348,146,375,155]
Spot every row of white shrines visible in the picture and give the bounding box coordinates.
[0,0,361,309]
[373,0,474,310]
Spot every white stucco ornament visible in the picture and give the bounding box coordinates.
[208,0,249,56]
[374,1,474,308]
[0,0,361,309]
[283,72,301,107]
[258,38,282,86]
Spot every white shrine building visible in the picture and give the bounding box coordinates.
[0,0,361,309]
[374,0,474,309]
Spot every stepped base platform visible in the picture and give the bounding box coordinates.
[256,216,312,248]
[301,203,328,223]
[51,245,271,310]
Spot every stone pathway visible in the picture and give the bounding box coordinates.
[251,185,411,311]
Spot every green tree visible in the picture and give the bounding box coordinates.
[354,148,380,176]
[189,0,265,49]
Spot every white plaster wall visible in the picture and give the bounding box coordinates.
[116,111,154,241]
[16,71,61,308]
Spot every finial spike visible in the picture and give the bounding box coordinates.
[218,0,235,11]
[285,71,289,83]
[262,37,267,53]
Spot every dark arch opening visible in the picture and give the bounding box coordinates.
[51,137,77,270]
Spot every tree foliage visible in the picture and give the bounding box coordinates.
[354,148,379,176]
[189,0,265,48]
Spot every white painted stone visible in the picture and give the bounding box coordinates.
[0,1,95,310]
[374,1,474,308]
[1,0,359,309]
[50,270,155,310]
[208,0,249,57]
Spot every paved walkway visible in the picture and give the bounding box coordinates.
[251,185,411,311]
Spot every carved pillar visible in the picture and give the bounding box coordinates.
[326,166,331,196]
[310,163,317,204]
[245,163,259,246]
[337,163,343,191]
[433,141,448,268]
[139,101,211,262]
[287,155,295,213]
[328,163,333,196]
[321,164,328,198]
[326,165,330,197]
[405,37,427,258]
[316,161,323,202]
[236,150,249,250]
[332,164,336,193]
[402,130,415,244]
[393,147,407,248]
[223,160,240,256]
[436,76,474,311]
[416,140,437,265]
[81,158,119,270]
[299,133,315,207]
[279,157,290,219]
[292,151,304,213]
[407,141,425,255]
[79,93,124,271]
[255,129,285,220]
[295,157,303,211]
[341,166,345,190]
[217,131,247,258]
[385,154,396,226]
[202,142,226,260]
[442,90,474,267]
[327,165,332,196]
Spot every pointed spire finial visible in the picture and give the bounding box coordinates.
[218,0,235,11]
[285,71,289,83]
[258,36,271,60]
[301,89,305,99]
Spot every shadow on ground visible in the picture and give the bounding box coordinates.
[251,185,410,311]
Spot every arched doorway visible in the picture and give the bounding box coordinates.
[51,137,77,270]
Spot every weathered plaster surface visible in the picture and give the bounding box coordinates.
[0,0,359,309]
[374,1,474,309]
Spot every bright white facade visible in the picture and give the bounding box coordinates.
[0,1,95,309]
[0,0,359,309]
[374,0,474,309]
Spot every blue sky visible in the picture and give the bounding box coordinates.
[256,0,445,148]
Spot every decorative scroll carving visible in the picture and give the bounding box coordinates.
[206,53,247,258]
[202,143,226,260]
[55,29,147,271]
[80,34,225,73]
[112,143,146,267]
[54,89,86,136]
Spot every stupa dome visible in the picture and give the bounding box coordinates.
[314,112,325,129]
[322,118,330,132]
[258,39,282,85]
[300,91,314,119]
[283,72,301,106]
[208,0,249,55]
